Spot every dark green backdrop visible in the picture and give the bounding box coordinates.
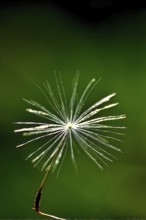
[0,4,146,219]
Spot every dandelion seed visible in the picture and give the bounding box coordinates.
[14,72,126,219]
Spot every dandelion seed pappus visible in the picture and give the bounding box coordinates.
[14,72,126,219]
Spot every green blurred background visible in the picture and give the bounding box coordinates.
[0,1,146,219]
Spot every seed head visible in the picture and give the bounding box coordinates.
[14,73,126,174]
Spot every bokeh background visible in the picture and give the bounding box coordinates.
[0,0,146,219]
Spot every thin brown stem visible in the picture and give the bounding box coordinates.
[32,169,65,220]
